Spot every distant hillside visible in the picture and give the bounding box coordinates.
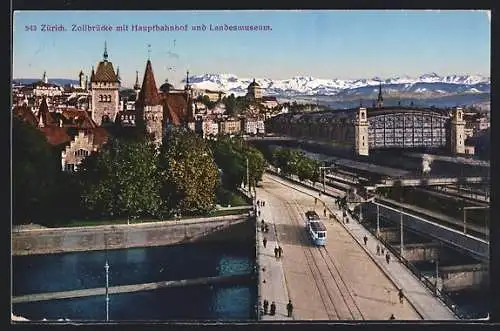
[13,78,79,86]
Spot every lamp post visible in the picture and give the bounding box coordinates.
[104,233,110,322]
[376,203,380,238]
[319,165,337,195]
[400,206,404,258]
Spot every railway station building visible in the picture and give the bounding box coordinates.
[267,87,468,156]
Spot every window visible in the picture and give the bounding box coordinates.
[64,163,76,172]
[318,232,325,238]
[75,149,89,157]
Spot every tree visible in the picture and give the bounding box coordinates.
[79,138,162,220]
[159,128,218,215]
[12,117,60,225]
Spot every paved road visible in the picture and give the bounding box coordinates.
[255,174,424,320]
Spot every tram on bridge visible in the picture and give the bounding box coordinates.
[304,211,327,246]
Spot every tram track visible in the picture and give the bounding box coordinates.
[283,197,365,320]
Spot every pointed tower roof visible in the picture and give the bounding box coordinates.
[133,70,140,90]
[377,82,383,102]
[38,97,55,127]
[90,66,95,82]
[116,66,121,81]
[103,41,108,61]
[79,70,84,77]
[136,60,161,107]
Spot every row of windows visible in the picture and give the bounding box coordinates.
[99,95,113,102]
[75,149,89,157]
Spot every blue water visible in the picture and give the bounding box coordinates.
[12,242,257,321]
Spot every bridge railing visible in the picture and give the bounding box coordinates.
[347,208,470,320]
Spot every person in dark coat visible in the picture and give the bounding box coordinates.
[274,246,279,258]
[363,235,368,245]
[263,237,267,248]
[264,224,269,233]
[263,299,269,315]
[286,300,293,317]
[376,244,381,255]
[270,301,276,316]
[389,314,395,320]
[386,252,391,264]
[278,246,283,258]
[398,289,404,304]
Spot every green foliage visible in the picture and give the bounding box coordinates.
[159,128,218,215]
[79,138,162,219]
[210,135,267,191]
[272,147,321,183]
[197,95,216,109]
[12,117,60,225]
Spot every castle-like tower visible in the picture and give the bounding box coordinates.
[135,59,163,146]
[354,107,369,156]
[90,42,120,126]
[450,107,465,154]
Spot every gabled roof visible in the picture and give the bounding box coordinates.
[59,108,97,128]
[92,61,119,83]
[162,93,186,126]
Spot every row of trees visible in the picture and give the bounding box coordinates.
[210,135,267,192]
[13,117,268,225]
[272,148,322,185]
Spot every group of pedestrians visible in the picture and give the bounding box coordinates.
[262,299,293,318]
[261,219,270,233]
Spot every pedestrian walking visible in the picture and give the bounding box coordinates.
[264,224,269,233]
[270,301,276,316]
[274,246,279,258]
[376,244,381,255]
[386,252,391,264]
[286,300,293,317]
[257,200,260,207]
[363,235,368,245]
[398,289,404,304]
[263,237,267,248]
[324,208,327,217]
[389,314,396,320]
[258,210,261,217]
[278,246,283,258]
[263,299,269,315]
[381,247,385,255]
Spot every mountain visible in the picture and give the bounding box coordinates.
[185,73,490,100]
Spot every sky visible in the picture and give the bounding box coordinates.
[12,10,491,89]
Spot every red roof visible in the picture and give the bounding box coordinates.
[92,60,119,83]
[136,60,161,107]
[38,98,57,127]
[90,127,109,146]
[161,93,195,125]
[59,108,97,128]
[13,105,38,127]
[39,127,72,146]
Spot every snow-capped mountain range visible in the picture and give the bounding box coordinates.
[186,73,490,99]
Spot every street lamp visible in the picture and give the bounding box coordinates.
[104,233,110,322]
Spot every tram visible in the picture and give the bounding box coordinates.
[304,210,327,246]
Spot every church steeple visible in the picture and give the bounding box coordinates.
[185,70,190,90]
[376,82,384,108]
[133,70,140,91]
[103,41,108,61]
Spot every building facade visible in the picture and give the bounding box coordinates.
[90,43,121,126]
